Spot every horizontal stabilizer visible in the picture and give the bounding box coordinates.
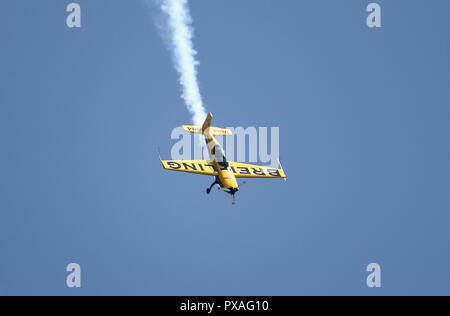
[182,125,233,136]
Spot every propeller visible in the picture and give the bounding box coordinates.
[231,193,236,205]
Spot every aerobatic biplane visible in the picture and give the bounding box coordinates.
[159,113,286,204]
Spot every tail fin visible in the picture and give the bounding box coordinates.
[201,112,213,132]
[182,113,232,136]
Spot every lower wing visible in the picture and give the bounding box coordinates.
[161,160,218,176]
[228,162,286,179]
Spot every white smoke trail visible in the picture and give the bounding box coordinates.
[154,0,207,126]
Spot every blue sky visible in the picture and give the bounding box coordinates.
[1,0,450,295]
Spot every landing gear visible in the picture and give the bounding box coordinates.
[206,177,220,195]
[206,177,239,205]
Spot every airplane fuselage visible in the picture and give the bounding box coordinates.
[212,160,239,191]
[205,131,239,192]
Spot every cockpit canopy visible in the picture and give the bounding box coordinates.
[212,145,229,168]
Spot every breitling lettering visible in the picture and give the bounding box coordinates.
[162,161,283,178]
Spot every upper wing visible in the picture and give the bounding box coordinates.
[228,162,286,179]
[161,160,218,176]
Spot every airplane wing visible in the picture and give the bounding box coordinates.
[228,162,286,179]
[160,160,218,176]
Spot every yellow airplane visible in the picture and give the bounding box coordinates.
[159,113,286,204]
